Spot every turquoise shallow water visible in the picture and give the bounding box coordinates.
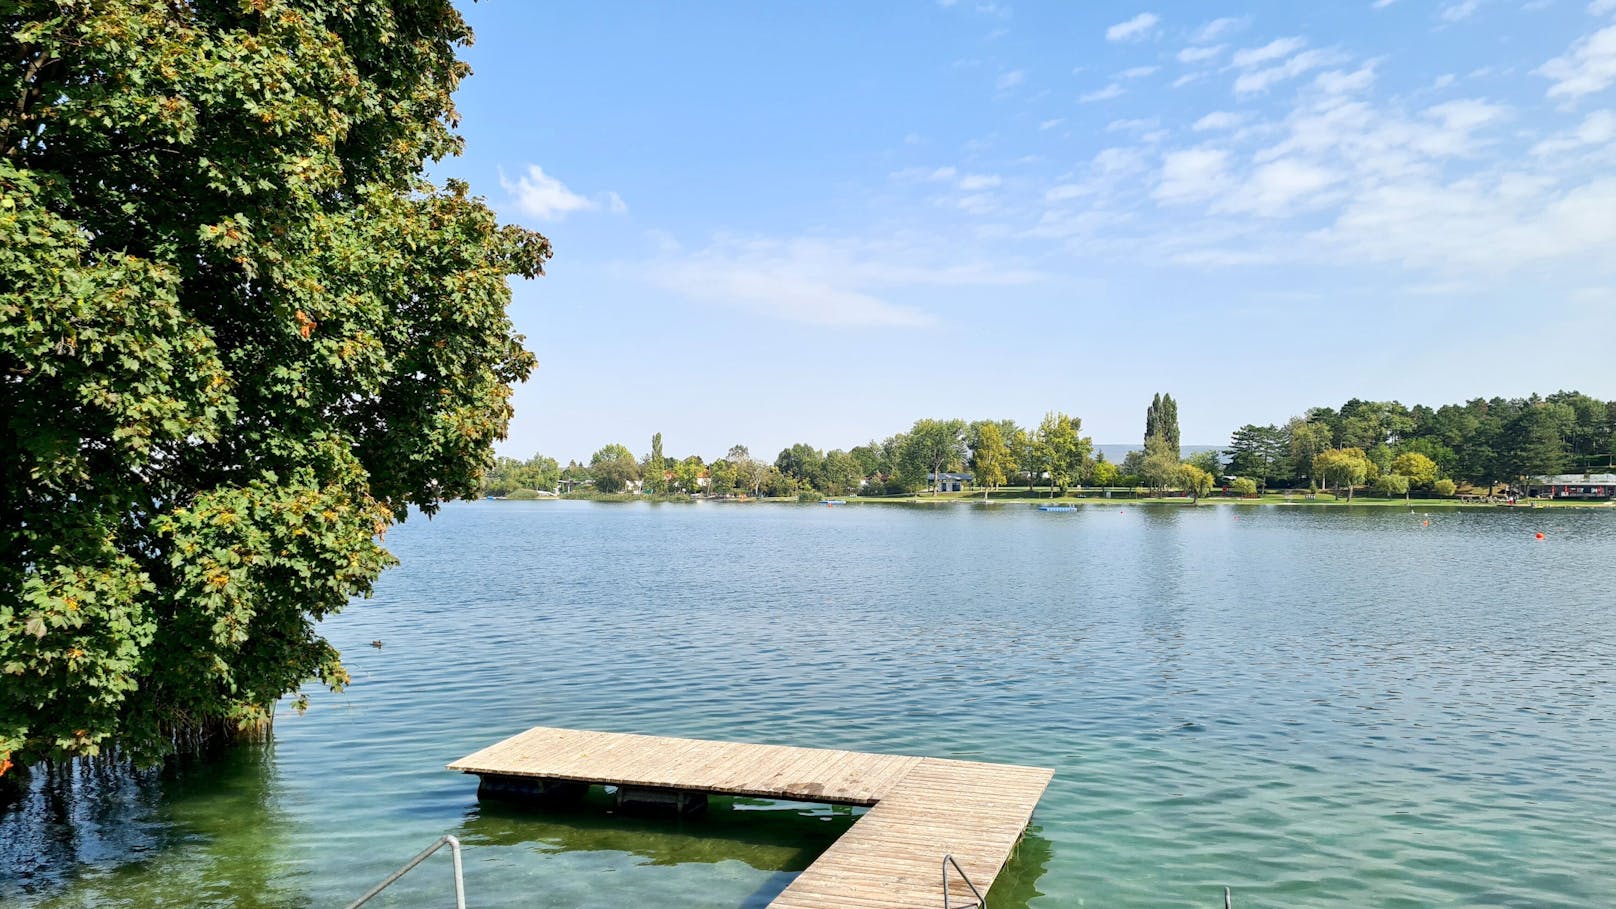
[5,501,1616,907]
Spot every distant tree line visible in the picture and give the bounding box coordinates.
[478,390,1615,501]
[1225,391,1615,498]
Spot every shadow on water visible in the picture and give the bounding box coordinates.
[458,788,858,870]
[458,788,1055,909]
[0,743,310,909]
[985,826,1056,909]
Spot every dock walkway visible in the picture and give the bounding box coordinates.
[449,726,1053,908]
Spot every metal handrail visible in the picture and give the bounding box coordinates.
[942,853,985,909]
[344,834,467,909]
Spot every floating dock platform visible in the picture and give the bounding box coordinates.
[449,725,1053,908]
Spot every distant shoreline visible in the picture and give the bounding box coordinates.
[486,493,1613,510]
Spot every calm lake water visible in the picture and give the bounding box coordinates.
[5,501,1616,908]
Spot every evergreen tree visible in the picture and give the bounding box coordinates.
[1144,392,1180,457]
[646,433,666,494]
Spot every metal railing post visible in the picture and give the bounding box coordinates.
[344,834,467,909]
[942,852,986,909]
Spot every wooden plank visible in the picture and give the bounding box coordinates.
[447,726,1052,908]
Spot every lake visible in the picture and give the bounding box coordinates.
[5,501,1616,908]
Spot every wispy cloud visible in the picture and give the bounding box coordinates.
[1537,25,1616,98]
[1439,0,1480,22]
[1119,65,1160,79]
[1194,17,1247,42]
[1081,83,1126,102]
[1107,12,1160,42]
[500,165,624,220]
[1193,111,1249,131]
[1232,36,1308,68]
[1154,148,1232,203]
[1530,109,1616,154]
[1178,45,1225,64]
[996,69,1026,90]
[646,236,1039,328]
[1235,48,1351,95]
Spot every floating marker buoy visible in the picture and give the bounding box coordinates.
[1423,520,1430,527]
[1535,532,1545,540]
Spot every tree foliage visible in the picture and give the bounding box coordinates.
[2,1,544,769]
[589,444,639,493]
[481,455,560,496]
[1226,424,1286,492]
[644,433,667,495]
[970,422,1012,499]
[1144,392,1180,457]
[1313,448,1371,501]
[1177,463,1214,504]
[1033,411,1092,495]
[901,419,967,495]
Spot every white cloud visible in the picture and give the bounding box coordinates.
[958,173,1003,190]
[1316,63,1379,95]
[1154,147,1232,203]
[648,236,1039,328]
[1039,118,1065,130]
[1232,36,1308,68]
[1235,49,1350,95]
[1425,98,1507,137]
[1195,17,1246,42]
[1537,25,1616,98]
[890,165,960,182]
[1593,0,1616,15]
[1317,176,1616,271]
[1530,108,1616,153]
[996,69,1026,90]
[1193,111,1249,131]
[1120,65,1160,79]
[1108,117,1160,133]
[1107,12,1160,42]
[1439,0,1480,22]
[1178,44,1225,63]
[500,165,621,220]
[1372,0,1400,9]
[1222,158,1344,216]
[1081,83,1125,102]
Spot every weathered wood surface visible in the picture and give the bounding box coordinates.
[449,726,1053,908]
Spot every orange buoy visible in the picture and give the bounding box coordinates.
[1423,520,1430,526]
[1535,532,1545,540]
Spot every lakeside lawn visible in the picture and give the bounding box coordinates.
[840,490,1613,509]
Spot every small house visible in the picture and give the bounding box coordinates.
[1526,473,1616,499]
[927,471,974,493]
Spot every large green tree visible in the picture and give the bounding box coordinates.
[970,422,1013,500]
[643,433,667,494]
[901,419,967,495]
[1313,448,1371,501]
[1144,392,1180,457]
[589,444,640,493]
[1226,424,1286,492]
[2,1,545,773]
[1033,411,1092,496]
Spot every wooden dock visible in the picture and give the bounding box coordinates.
[449,726,1053,908]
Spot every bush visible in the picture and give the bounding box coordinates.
[505,488,542,500]
[1432,478,1457,497]
[797,491,823,503]
[1231,477,1258,496]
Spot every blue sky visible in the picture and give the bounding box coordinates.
[439,1,1616,463]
